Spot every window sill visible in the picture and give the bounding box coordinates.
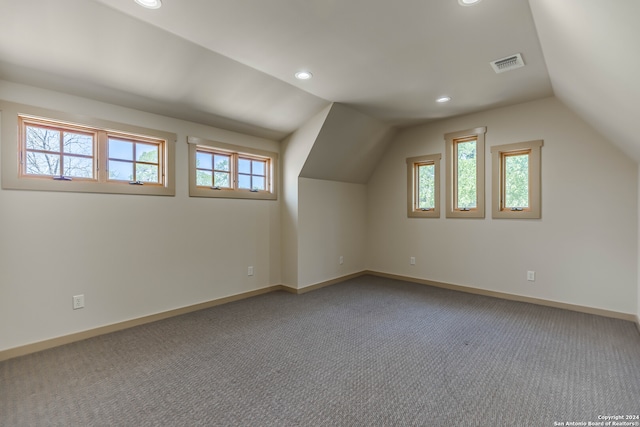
[189,186,277,200]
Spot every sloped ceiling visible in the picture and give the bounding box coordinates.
[0,0,552,141]
[92,0,552,129]
[300,103,397,184]
[0,0,328,141]
[529,0,640,161]
[1,0,636,169]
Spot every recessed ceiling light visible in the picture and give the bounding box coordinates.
[134,0,162,9]
[436,96,452,103]
[458,0,481,6]
[295,71,313,80]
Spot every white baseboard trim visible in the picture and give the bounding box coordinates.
[365,270,638,323]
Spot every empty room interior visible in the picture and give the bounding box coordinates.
[1,0,639,425]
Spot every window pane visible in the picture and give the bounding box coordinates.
[109,160,133,181]
[253,176,265,190]
[238,174,251,189]
[214,155,230,172]
[457,140,477,208]
[504,154,529,208]
[26,126,60,152]
[238,158,251,174]
[418,164,435,209]
[136,163,159,183]
[136,143,158,163]
[26,152,60,176]
[63,132,93,155]
[252,160,265,176]
[197,170,213,187]
[64,156,93,178]
[108,139,134,161]
[214,172,230,188]
[196,151,213,169]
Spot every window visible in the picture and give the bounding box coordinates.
[445,127,486,218]
[196,151,232,189]
[237,157,267,191]
[491,140,543,219]
[407,154,441,218]
[107,136,162,185]
[187,136,277,200]
[1,101,176,195]
[23,122,95,179]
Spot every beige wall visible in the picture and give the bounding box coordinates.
[280,105,369,289]
[0,81,281,352]
[2,83,638,354]
[298,178,367,288]
[367,97,638,314]
[279,105,331,287]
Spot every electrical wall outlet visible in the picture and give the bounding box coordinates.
[339,256,344,265]
[527,271,535,282]
[73,294,84,310]
[410,257,416,265]
[248,266,254,276]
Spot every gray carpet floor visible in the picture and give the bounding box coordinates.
[1,275,639,426]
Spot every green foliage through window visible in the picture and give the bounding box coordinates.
[15,111,173,195]
[196,150,231,188]
[195,149,267,191]
[417,163,435,209]
[108,139,160,183]
[504,153,529,208]
[456,140,477,208]
[490,139,541,219]
[188,137,276,200]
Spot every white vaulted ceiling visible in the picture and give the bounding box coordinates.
[0,0,638,159]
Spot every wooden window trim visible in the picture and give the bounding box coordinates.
[501,149,531,212]
[211,152,233,189]
[406,153,441,218]
[1,100,176,196]
[237,154,269,191]
[491,140,543,219]
[194,147,234,190]
[445,127,486,218]
[106,133,165,186]
[187,136,277,200]
[20,118,98,182]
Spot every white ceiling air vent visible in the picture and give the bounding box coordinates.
[490,53,525,73]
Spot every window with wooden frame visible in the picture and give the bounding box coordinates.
[1,101,176,196]
[407,153,441,218]
[106,134,164,185]
[22,119,96,180]
[445,127,486,218]
[196,150,232,189]
[491,140,543,219]
[187,136,277,200]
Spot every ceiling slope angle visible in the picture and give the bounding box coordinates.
[94,0,553,128]
[0,0,329,140]
[1,0,554,140]
[300,103,397,184]
[529,0,640,161]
